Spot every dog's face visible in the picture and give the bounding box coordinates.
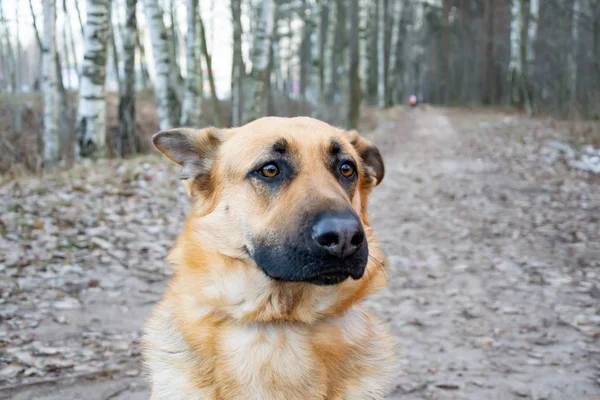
[154,117,386,320]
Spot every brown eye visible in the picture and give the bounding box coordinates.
[260,163,279,178]
[340,162,355,177]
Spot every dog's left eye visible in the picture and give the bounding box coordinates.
[259,163,280,178]
[340,162,355,178]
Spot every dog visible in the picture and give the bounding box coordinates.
[142,117,396,399]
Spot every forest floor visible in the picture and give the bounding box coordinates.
[1,107,599,399]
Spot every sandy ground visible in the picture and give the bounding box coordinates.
[1,107,599,399]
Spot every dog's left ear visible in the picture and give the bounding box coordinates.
[346,130,385,186]
[152,127,231,196]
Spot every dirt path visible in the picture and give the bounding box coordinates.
[1,107,599,399]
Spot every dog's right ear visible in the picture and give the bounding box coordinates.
[152,127,230,196]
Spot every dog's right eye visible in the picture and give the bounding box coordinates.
[259,163,280,178]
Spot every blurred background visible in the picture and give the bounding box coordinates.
[1,0,599,399]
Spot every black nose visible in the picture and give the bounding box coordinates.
[311,211,365,259]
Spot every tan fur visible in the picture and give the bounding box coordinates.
[143,117,396,399]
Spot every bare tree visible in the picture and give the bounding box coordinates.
[198,12,222,127]
[118,0,137,156]
[64,0,79,78]
[568,0,581,108]
[180,0,202,126]
[109,6,121,95]
[376,0,385,107]
[76,0,110,158]
[317,2,329,111]
[347,0,360,129]
[243,0,276,122]
[508,0,532,114]
[74,0,85,36]
[42,0,60,170]
[230,0,244,126]
[144,0,176,129]
[388,0,404,106]
[327,0,346,104]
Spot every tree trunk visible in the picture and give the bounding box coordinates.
[327,0,346,104]
[64,0,79,78]
[366,1,378,104]
[77,0,110,158]
[74,0,85,36]
[136,29,151,89]
[299,1,312,102]
[143,0,176,130]
[109,7,121,95]
[347,0,360,129]
[118,0,137,157]
[308,0,320,109]
[482,0,495,104]
[243,0,276,123]
[376,0,385,107]
[388,0,403,106]
[42,0,60,170]
[568,0,580,107]
[199,13,222,127]
[167,0,183,115]
[180,0,202,126]
[440,0,451,103]
[508,0,531,114]
[526,0,539,110]
[594,1,600,108]
[317,2,329,111]
[266,2,280,116]
[230,0,244,126]
[13,3,23,132]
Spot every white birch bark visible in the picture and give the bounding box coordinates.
[526,0,539,73]
[180,0,202,126]
[569,0,580,103]
[377,0,386,107]
[42,0,60,169]
[77,0,110,158]
[144,0,175,130]
[243,0,275,122]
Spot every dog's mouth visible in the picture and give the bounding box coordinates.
[305,268,365,286]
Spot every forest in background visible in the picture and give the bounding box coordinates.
[0,0,599,174]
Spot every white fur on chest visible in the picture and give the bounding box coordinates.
[219,322,321,397]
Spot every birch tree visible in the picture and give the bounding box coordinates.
[347,0,360,129]
[77,0,110,158]
[198,12,222,127]
[388,0,404,106]
[144,0,175,130]
[568,0,580,106]
[508,0,531,114]
[118,0,137,156]
[376,0,386,107]
[42,0,60,169]
[526,0,539,110]
[180,0,202,126]
[317,2,329,111]
[231,0,244,126]
[307,0,321,108]
[326,0,346,103]
[243,0,276,123]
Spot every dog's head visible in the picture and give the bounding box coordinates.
[154,117,386,322]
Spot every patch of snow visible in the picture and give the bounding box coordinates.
[541,140,600,173]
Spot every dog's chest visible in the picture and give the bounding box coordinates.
[217,323,326,398]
